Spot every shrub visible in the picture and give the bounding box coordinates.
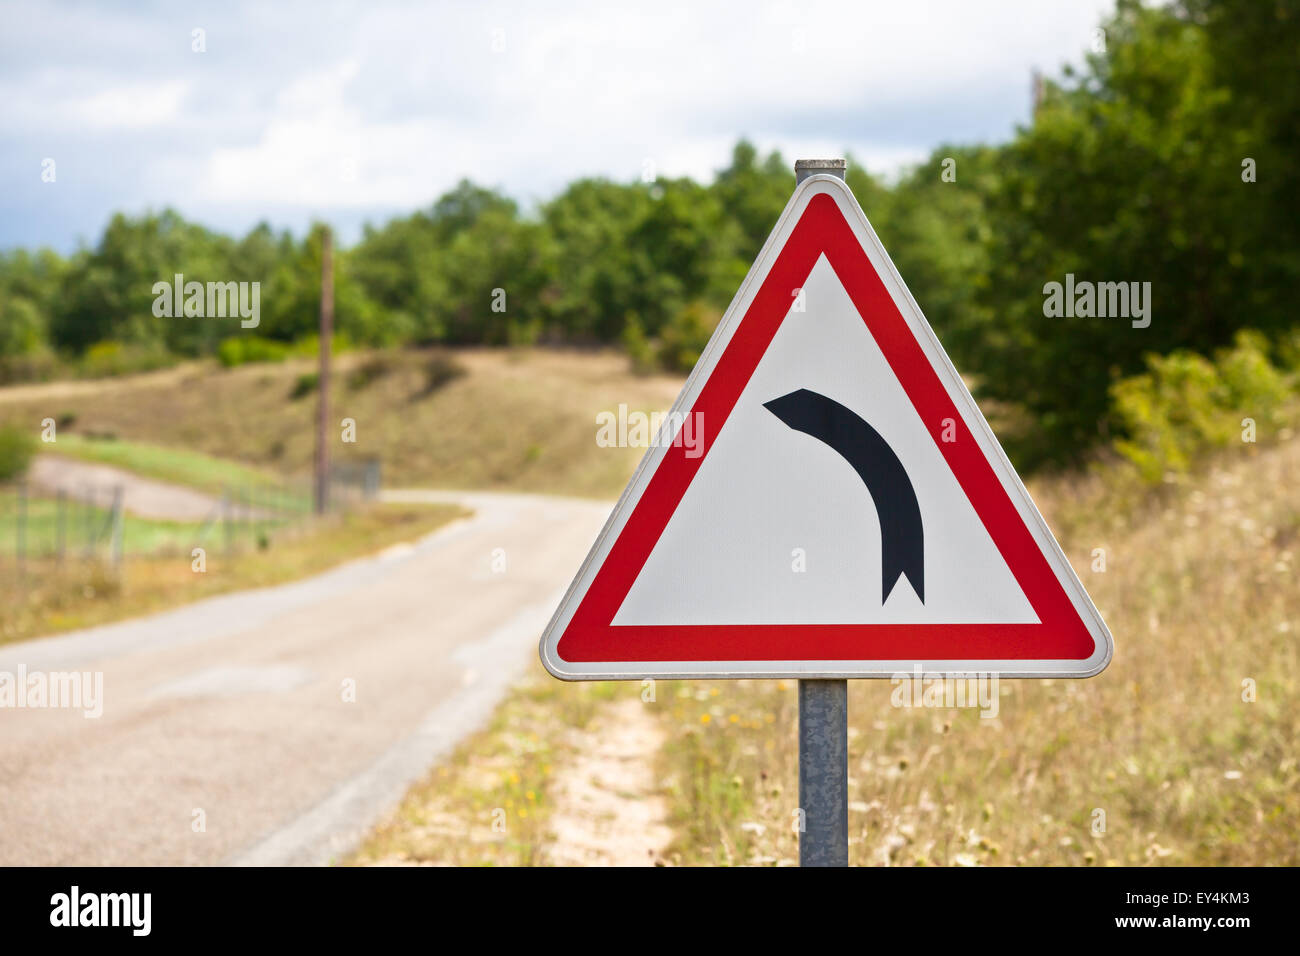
[217,335,291,367]
[0,349,64,385]
[654,301,719,374]
[621,316,656,374]
[348,355,395,390]
[0,425,36,482]
[79,341,173,378]
[1111,330,1295,483]
[289,372,319,400]
[418,353,467,396]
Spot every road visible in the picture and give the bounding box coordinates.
[0,490,611,866]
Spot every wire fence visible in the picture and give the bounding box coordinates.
[0,459,382,577]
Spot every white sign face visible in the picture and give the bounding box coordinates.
[541,175,1113,680]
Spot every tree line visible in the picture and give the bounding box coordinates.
[0,0,1294,466]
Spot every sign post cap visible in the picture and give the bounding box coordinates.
[795,159,847,182]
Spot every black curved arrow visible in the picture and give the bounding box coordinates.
[763,388,924,603]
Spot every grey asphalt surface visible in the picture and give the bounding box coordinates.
[0,490,611,866]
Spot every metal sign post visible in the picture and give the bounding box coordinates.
[793,160,850,867]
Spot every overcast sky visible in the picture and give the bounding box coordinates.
[0,0,1116,252]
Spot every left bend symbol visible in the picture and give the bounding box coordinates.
[763,388,925,603]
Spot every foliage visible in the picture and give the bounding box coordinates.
[418,353,468,396]
[1111,330,1294,482]
[289,372,318,400]
[0,426,36,482]
[2,0,1296,470]
[653,301,721,374]
[79,341,173,379]
[970,0,1300,464]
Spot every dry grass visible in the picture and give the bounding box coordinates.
[0,501,465,644]
[0,348,684,499]
[349,666,631,867]
[652,437,1300,865]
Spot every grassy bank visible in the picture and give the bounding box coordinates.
[348,428,1299,867]
[652,436,1300,866]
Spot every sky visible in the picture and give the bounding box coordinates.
[0,0,1116,253]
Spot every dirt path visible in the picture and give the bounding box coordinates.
[27,454,230,521]
[546,698,672,866]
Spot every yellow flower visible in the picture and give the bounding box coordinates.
[700,713,712,724]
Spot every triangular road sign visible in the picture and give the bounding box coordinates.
[541,174,1113,680]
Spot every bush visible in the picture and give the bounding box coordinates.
[653,301,720,374]
[79,341,173,379]
[621,316,656,374]
[217,335,292,367]
[1111,330,1295,483]
[289,372,319,400]
[0,349,64,385]
[347,355,395,390]
[0,426,36,482]
[417,353,467,396]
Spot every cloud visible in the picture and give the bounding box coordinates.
[75,81,191,129]
[0,0,1117,250]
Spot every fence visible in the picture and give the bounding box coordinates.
[0,459,382,578]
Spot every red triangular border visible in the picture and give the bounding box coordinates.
[557,192,1096,662]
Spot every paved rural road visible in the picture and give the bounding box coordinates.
[0,490,611,866]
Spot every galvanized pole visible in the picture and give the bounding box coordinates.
[794,158,851,867]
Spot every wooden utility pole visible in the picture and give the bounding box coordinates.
[314,226,334,515]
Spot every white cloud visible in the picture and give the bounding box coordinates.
[2,0,1118,247]
[74,81,190,129]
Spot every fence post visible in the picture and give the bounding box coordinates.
[83,485,94,560]
[16,480,27,574]
[56,488,66,564]
[223,486,232,555]
[110,486,124,569]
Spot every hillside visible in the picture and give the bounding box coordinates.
[0,348,686,499]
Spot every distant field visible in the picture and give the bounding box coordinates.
[0,500,465,645]
[48,435,286,497]
[0,487,212,556]
[0,348,686,499]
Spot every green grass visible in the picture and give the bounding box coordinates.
[50,434,288,497]
[0,487,227,556]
